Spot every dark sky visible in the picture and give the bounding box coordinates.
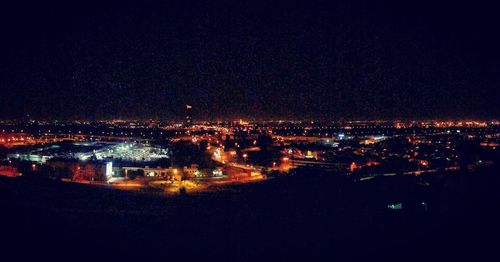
[1,0,500,120]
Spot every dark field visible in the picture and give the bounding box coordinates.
[2,167,500,261]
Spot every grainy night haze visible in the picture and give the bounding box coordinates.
[3,2,500,261]
[1,0,500,120]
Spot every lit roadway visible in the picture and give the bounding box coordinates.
[208,145,264,180]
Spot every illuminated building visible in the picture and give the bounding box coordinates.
[183,164,199,178]
[44,159,109,182]
[121,166,182,181]
[105,162,113,180]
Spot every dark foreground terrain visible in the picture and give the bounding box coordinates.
[1,167,500,261]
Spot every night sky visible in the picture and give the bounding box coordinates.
[1,0,500,120]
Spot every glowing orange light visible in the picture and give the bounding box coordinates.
[349,162,358,173]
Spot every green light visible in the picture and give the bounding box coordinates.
[387,203,402,210]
